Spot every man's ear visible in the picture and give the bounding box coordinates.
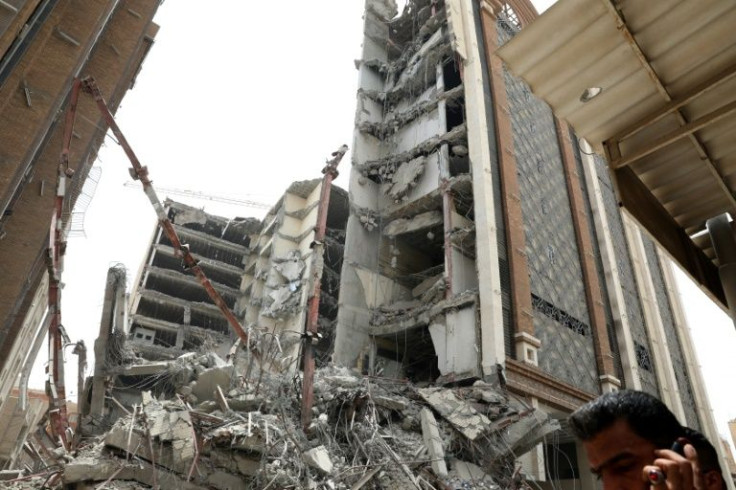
[702,470,723,490]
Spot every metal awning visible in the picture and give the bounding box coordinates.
[497,0,736,311]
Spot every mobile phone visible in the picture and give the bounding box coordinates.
[671,437,689,456]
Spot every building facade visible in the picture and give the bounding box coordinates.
[333,0,725,487]
[0,0,160,421]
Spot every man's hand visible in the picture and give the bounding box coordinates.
[642,443,703,490]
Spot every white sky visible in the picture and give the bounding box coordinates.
[30,0,736,455]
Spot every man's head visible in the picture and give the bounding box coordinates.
[569,390,686,489]
[683,428,726,490]
[569,390,684,447]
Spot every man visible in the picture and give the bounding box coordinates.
[569,390,713,489]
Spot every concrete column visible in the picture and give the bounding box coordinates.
[622,216,684,417]
[91,267,127,418]
[555,119,618,390]
[518,397,547,481]
[333,0,387,368]
[578,140,641,390]
[479,3,539,365]
[454,0,506,374]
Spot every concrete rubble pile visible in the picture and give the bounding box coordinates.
[11,346,558,489]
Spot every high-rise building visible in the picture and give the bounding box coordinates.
[0,0,161,441]
[334,0,726,487]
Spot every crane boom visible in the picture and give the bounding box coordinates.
[122,182,271,210]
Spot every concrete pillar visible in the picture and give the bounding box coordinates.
[333,0,387,368]
[452,0,506,374]
[478,2,539,365]
[578,139,642,390]
[622,216,685,418]
[522,397,547,481]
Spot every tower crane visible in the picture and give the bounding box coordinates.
[122,181,272,210]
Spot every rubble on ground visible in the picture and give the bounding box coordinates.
[13,350,558,489]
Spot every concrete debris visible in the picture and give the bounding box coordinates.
[418,388,491,441]
[191,364,234,401]
[366,0,398,20]
[361,9,449,106]
[412,273,445,299]
[359,85,463,141]
[352,204,379,231]
[383,156,426,202]
[263,284,302,318]
[171,206,208,226]
[420,408,448,477]
[273,250,306,282]
[358,123,467,177]
[42,355,559,489]
[303,445,334,475]
[384,210,443,237]
[448,459,499,490]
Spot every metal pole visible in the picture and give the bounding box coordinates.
[45,78,83,449]
[300,145,346,430]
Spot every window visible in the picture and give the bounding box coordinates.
[544,442,580,480]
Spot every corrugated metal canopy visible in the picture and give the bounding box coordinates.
[497,0,736,310]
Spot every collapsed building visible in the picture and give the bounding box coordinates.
[0,0,732,489]
[53,183,562,489]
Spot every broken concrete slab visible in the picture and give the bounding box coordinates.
[448,458,498,489]
[303,445,334,475]
[383,210,443,237]
[498,409,560,458]
[191,365,234,401]
[209,450,261,477]
[420,408,448,477]
[373,394,409,412]
[383,156,426,202]
[118,361,173,380]
[64,456,208,490]
[418,388,491,441]
[470,380,507,405]
[207,470,248,490]
[412,273,444,298]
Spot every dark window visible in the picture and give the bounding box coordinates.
[544,442,580,480]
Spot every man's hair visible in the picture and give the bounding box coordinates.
[683,427,723,475]
[568,390,684,448]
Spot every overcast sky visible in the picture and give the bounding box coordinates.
[31,0,736,454]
